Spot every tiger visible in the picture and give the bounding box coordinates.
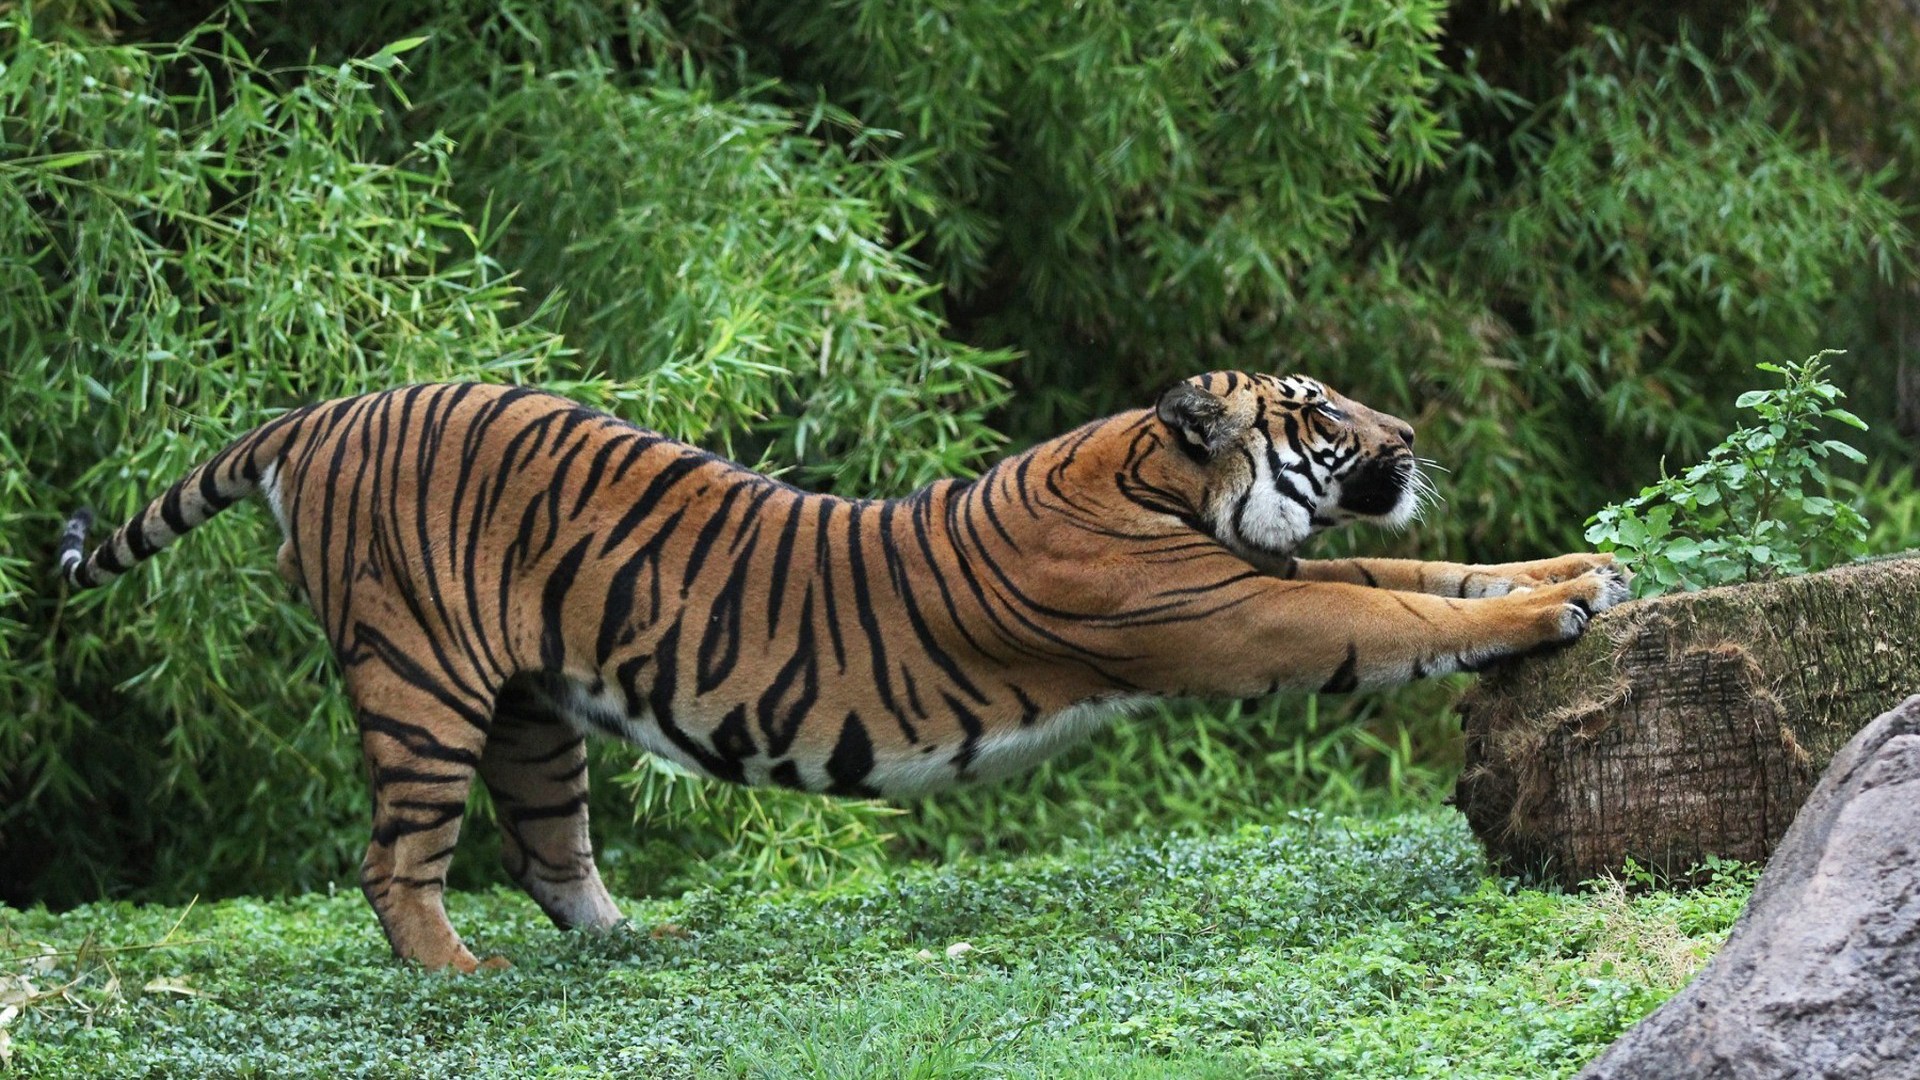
[56,371,1627,972]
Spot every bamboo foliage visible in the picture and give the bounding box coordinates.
[0,10,1003,904]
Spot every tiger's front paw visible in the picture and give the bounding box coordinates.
[1540,565,1632,641]
[1509,551,1622,589]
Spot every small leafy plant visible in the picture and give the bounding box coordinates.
[1585,351,1869,597]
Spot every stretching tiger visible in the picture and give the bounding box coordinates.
[57,372,1627,971]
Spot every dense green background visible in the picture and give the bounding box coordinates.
[3,0,1915,907]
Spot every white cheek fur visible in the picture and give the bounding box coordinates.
[1209,442,1318,557]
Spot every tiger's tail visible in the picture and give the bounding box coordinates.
[57,406,315,589]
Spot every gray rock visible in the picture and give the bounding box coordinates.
[1577,694,1920,1080]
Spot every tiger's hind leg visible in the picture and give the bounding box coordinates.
[350,668,500,973]
[481,681,623,933]
[276,541,300,589]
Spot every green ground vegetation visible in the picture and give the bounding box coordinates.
[0,809,1757,1078]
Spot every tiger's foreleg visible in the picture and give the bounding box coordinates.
[1283,552,1621,599]
[481,684,623,934]
[1141,568,1629,697]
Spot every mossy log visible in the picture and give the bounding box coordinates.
[1455,557,1920,887]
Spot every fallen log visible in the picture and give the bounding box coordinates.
[1574,695,1920,1080]
[1455,556,1920,887]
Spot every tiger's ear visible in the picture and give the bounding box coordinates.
[1157,382,1246,459]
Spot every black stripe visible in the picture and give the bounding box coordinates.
[1319,643,1360,694]
[728,483,782,554]
[881,497,989,705]
[813,501,848,670]
[610,434,662,484]
[93,543,127,574]
[126,519,160,560]
[571,433,635,519]
[358,709,481,767]
[352,622,492,728]
[696,554,752,693]
[599,453,705,557]
[756,590,820,758]
[680,481,748,596]
[540,536,594,671]
[765,496,806,635]
[159,483,192,534]
[644,619,747,785]
[942,691,984,773]
[712,704,756,774]
[843,502,903,723]
[596,506,689,666]
[1010,683,1042,727]
[825,712,878,796]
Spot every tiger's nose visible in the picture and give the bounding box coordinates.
[1394,422,1415,449]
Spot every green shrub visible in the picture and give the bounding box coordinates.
[1585,352,1872,595]
[754,0,1453,350]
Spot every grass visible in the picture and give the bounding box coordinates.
[0,808,1753,1078]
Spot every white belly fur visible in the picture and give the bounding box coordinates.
[867,694,1155,796]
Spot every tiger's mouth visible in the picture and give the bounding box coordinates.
[1337,455,1429,529]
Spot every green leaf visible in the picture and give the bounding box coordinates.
[364,37,431,71]
[1660,538,1701,561]
[1642,503,1675,540]
[1614,515,1648,548]
[31,151,99,170]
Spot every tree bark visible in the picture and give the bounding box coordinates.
[1455,556,1920,888]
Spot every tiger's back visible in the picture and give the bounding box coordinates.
[59,373,1628,970]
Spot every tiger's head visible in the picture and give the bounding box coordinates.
[1154,371,1431,566]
